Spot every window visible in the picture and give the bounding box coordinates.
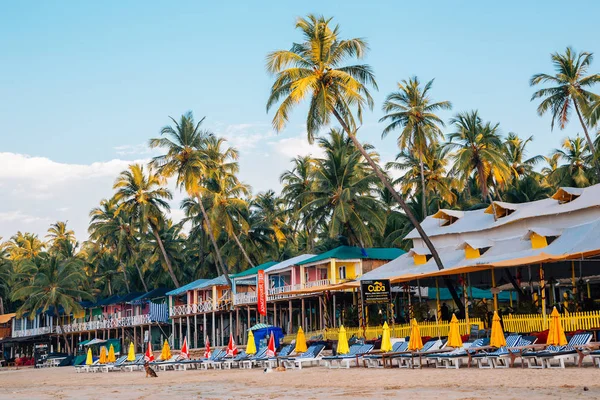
[432,209,464,226]
[338,265,347,280]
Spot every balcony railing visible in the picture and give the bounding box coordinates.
[234,292,257,305]
[55,314,151,334]
[13,326,54,337]
[302,278,331,289]
[170,300,214,317]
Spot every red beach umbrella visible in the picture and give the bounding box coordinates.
[204,337,212,359]
[145,341,155,362]
[180,336,190,359]
[266,332,276,358]
[226,333,238,356]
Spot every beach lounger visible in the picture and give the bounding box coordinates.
[121,354,145,372]
[281,344,325,369]
[75,359,98,373]
[262,344,295,368]
[98,356,128,372]
[200,349,227,369]
[587,347,600,367]
[219,351,247,369]
[240,348,268,369]
[394,339,446,369]
[487,336,536,368]
[363,341,408,368]
[428,338,489,369]
[321,344,374,369]
[153,355,182,371]
[470,334,521,368]
[522,332,593,369]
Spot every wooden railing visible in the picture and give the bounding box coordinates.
[234,292,257,305]
[56,314,151,334]
[13,326,54,338]
[503,310,600,333]
[284,318,484,342]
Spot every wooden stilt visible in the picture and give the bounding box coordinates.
[301,298,306,331]
[288,300,293,334]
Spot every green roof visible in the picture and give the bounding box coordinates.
[232,261,278,278]
[297,246,405,265]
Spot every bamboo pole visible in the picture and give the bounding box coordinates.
[540,264,546,324]
[491,269,498,312]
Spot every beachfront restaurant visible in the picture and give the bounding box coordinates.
[303,184,600,341]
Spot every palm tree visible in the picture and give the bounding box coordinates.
[379,77,452,216]
[88,198,135,291]
[251,190,290,258]
[113,164,180,288]
[387,143,457,208]
[503,133,545,181]
[149,112,232,287]
[446,111,511,205]
[547,136,592,187]
[303,129,385,246]
[6,232,45,261]
[530,47,600,176]
[11,254,92,354]
[265,15,453,297]
[46,221,77,252]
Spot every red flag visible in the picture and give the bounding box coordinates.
[226,333,238,356]
[180,336,189,359]
[204,336,211,359]
[257,270,267,316]
[145,341,155,362]
[266,332,276,358]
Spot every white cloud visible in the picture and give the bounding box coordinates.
[114,143,155,156]
[220,123,275,150]
[271,134,325,159]
[0,210,50,224]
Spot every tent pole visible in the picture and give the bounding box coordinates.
[491,269,498,312]
[571,261,577,299]
[435,278,441,321]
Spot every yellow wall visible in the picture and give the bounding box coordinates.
[414,254,427,265]
[531,232,548,249]
[465,245,480,259]
[334,261,359,281]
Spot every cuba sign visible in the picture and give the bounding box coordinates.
[361,279,391,304]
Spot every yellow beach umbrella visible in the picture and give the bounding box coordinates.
[408,319,423,351]
[547,307,568,346]
[246,330,256,355]
[490,311,506,348]
[294,327,307,353]
[161,339,172,360]
[107,344,116,363]
[380,322,392,352]
[447,314,463,348]
[127,342,136,361]
[337,325,350,355]
[99,346,107,364]
[85,348,93,365]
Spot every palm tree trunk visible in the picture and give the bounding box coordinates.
[573,101,600,178]
[232,232,254,267]
[119,262,131,292]
[331,109,464,313]
[0,297,4,315]
[135,264,149,292]
[107,279,112,296]
[419,155,428,217]
[195,195,233,288]
[150,225,180,288]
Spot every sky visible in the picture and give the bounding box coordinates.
[1,1,599,241]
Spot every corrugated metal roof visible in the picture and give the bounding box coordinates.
[265,254,316,273]
[166,279,211,296]
[232,261,278,278]
[297,246,405,265]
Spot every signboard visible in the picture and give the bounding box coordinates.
[361,279,391,305]
[257,270,267,316]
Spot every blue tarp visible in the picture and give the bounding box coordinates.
[428,287,513,302]
[251,325,284,350]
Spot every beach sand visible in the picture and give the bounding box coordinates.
[0,365,599,399]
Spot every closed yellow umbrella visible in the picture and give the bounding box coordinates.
[490,311,506,348]
[447,314,463,348]
[408,319,423,351]
[246,330,256,355]
[294,327,307,353]
[85,348,93,365]
[337,325,350,355]
[127,342,136,361]
[380,322,392,352]
[107,344,116,363]
[547,307,568,346]
[161,339,172,360]
[99,346,107,364]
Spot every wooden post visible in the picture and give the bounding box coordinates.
[179,318,183,348]
[273,302,277,327]
[134,326,137,352]
[247,306,251,331]
[463,274,469,329]
[229,312,233,340]
[203,312,207,346]
[186,315,190,345]
[288,300,293,334]
[211,311,216,347]
[540,264,546,324]
[194,314,197,349]
[235,308,240,344]
[571,261,577,297]
[332,294,336,328]
[220,313,224,346]
[435,278,441,321]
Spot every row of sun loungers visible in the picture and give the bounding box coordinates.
[73,331,600,373]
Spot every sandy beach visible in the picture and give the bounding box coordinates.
[0,366,599,400]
